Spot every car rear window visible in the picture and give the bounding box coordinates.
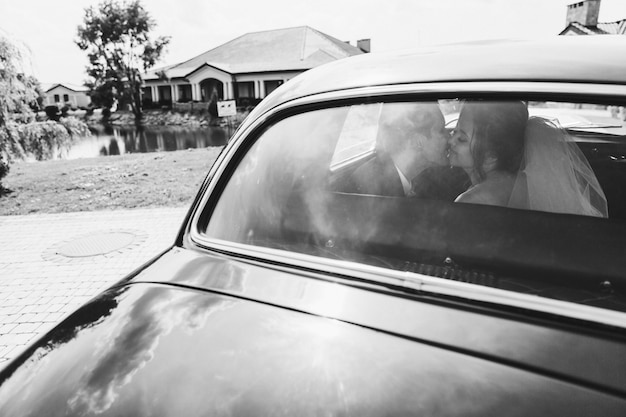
[204,98,626,313]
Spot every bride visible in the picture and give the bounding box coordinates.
[448,100,608,218]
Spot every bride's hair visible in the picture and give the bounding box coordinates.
[463,101,528,181]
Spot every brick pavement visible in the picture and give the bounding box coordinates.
[0,207,188,367]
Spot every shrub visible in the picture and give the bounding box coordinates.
[208,101,218,118]
[13,122,72,160]
[44,105,60,121]
[0,117,90,161]
[0,154,9,196]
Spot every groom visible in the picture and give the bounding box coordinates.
[344,102,469,201]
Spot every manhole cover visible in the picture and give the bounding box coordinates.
[56,231,137,258]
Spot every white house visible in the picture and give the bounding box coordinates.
[142,26,370,110]
[43,83,91,108]
[559,0,626,121]
[559,0,626,35]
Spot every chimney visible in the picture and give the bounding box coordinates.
[357,39,371,53]
[566,0,601,26]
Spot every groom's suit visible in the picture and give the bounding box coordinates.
[343,152,470,201]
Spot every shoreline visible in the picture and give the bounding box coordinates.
[81,107,249,129]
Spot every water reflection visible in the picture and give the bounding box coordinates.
[62,124,232,160]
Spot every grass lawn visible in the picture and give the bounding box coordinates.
[1,147,224,215]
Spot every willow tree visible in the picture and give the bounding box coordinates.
[0,36,89,195]
[76,0,170,126]
[0,36,40,193]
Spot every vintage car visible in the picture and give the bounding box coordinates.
[1,36,626,416]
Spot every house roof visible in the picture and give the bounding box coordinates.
[145,26,365,81]
[559,19,626,35]
[597,20,626,34]
[44,83,89,93]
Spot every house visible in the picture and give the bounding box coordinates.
[559,0,626,35]
[559,0,626,120]
[43,83,91,109]
[142,26,369,111]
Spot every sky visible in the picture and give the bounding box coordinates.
[1,0,625,86]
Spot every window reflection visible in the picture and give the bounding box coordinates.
[204,99,626,312]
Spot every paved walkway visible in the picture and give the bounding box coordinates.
[0,207,188,366]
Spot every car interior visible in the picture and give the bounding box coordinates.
[205,98,626,313]
[576,135,626,219]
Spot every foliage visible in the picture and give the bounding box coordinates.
[84,79,117,112]
[0,39,39,127]
[76,0,170,126]
[0,35,41,193]
[1,117,90,161]
[0,36,89,195]
[45,105,61,121]
[0,155,8,196]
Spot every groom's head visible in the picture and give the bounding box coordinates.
[377,102,449,171]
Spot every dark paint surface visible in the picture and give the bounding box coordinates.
[0,248,625,416]
[128,249,626,395]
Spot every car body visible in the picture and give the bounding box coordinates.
[1,36,626,416]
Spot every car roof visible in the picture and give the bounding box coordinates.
[253,36,626,116]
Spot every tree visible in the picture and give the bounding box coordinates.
[0,36,39,194]
[0,36,91,195]
[76,0,170,126]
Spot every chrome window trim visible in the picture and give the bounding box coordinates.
[197,237,626,330]
[187,80,626,327]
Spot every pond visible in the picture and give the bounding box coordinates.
[61,124,234,159]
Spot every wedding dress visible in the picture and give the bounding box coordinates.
[508,116,608,218]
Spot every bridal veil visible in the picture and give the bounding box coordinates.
[508,116,608,218]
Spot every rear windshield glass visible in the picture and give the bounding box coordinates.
[205,99,626,313]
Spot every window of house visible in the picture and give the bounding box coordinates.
[158,86,172,101]
[142,87,153,101]
[236,82,255,99]
[63,94,69,102]
[178,85,192,102]
[264,80,283,96]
